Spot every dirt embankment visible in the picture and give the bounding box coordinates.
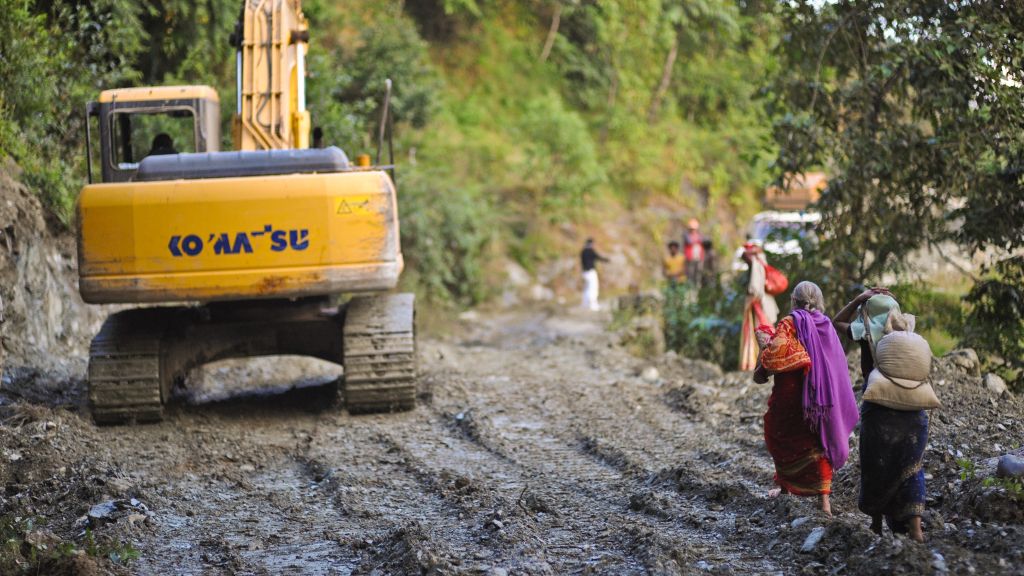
[0,162,107,396]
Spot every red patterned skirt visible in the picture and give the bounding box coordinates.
[764,370,833,495]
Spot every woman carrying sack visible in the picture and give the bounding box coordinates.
[833,289,933,543]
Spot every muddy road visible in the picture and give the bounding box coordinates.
[2,308,1023,575]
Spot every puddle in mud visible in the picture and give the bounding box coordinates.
[179,355,344,404]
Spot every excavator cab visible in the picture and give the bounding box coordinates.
[87,86,221,183]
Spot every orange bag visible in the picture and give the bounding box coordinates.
[764,263,789,295]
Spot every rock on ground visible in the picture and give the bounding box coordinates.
[984,373,1008,396]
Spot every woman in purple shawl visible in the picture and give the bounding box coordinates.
[754,281,860,515]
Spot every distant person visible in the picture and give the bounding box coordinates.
[662,241,688,351]
[833,288,928,542]
[682,218,706,290]
[739,242,778,371]
[148,133,178,156]
[312,126,324,148]
[580,238,609,311]
[700,238,716,288]
[754,281,859,516]
[662,241,685,286]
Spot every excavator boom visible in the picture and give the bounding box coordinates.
[233,0,311,150]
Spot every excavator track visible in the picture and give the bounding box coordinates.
[88,310,167,424]
[342,293,417,413]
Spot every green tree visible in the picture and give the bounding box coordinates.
[771,0,1024,384]
[0,0,144,218]
[306,13,441,153]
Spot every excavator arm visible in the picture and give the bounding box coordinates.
[231,0,310,151]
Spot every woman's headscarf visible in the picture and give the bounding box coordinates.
[789,282,859,469]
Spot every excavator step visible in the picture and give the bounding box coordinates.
[342,294,417,414]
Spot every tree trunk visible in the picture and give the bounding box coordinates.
[539,4,563,63]
[647,30,679,124]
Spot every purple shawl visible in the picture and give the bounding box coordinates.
[791,309,859,469]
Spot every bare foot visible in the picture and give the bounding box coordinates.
[768,488,782,498]
[909,516,925,543]
[820,494,832,517]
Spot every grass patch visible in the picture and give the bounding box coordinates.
[0,515,138,574]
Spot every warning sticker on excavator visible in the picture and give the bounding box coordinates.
[335,196,373,216]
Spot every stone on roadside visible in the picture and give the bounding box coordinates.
[675,357,724,381]
[458,310,480,322]
[88,501,118,522]
[505,261,531,288]
[86,498,152,528]
[641,367,660,383]
[984,373,1008,396]
[800,526,826,553]
[24,529,60,549]
[125,513,148,526]
[106,477,133,495]
[945,348,980,376]
[996,455,1024,479]
[87,501,123,528]
[529,284,554,302]
[791,516,810,529]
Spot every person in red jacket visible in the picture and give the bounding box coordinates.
[682,218,705,291]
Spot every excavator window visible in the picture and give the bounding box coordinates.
[109,108,198,171]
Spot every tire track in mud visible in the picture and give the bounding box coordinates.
[383,409,650,573]
[107,409,361,575]
[426,324,783,574]
[98,311,784,575]
[303,413,512,574]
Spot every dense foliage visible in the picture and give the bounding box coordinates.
[962,257,1024,386]
[771,0,1024,385]
[0,0,781,306]
[0,0,143,215]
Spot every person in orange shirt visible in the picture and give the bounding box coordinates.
[662,241,685,286]
[662,241,688,351]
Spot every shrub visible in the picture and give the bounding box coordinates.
[962,256,1024,391]
[663,276,745,371]
[513,93,607,220]
[398,165,494,306]
[887,282,965,356]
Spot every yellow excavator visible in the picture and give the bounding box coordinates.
[77,0,415,424]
